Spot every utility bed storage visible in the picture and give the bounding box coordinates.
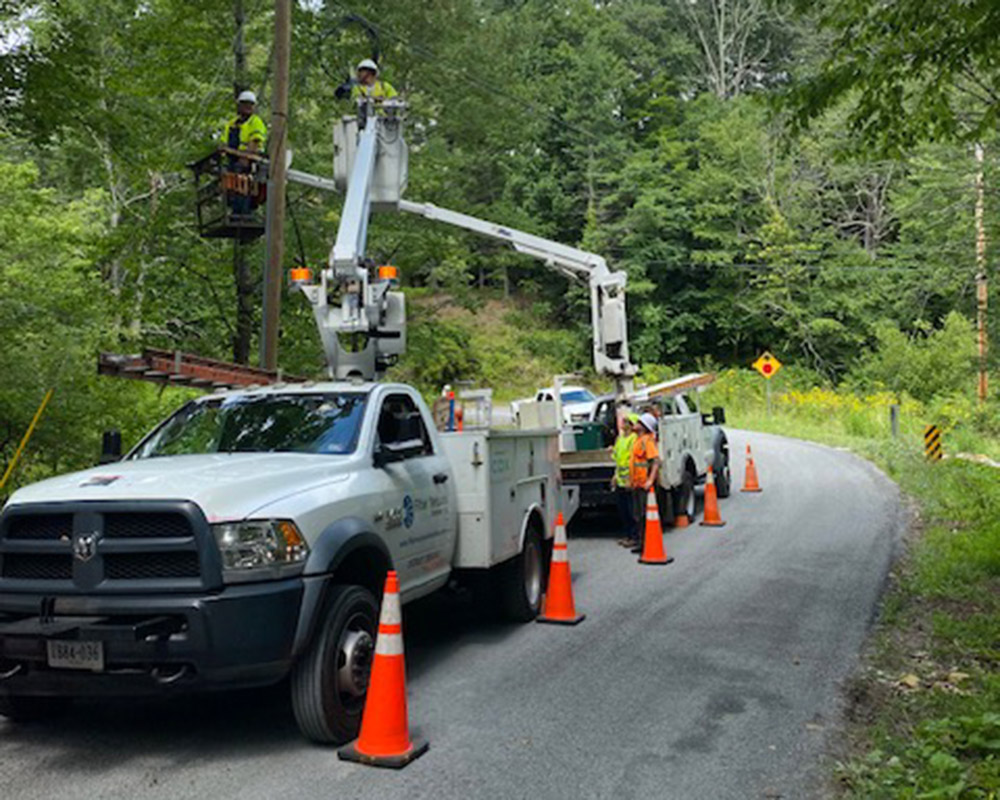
[440,429,577,568]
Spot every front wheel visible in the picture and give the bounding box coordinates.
[290,584,379,745]
[498,524,545,622]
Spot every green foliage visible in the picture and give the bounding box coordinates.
[849,314,977,403]
[0,0,996,490]
[788,0,1000,152]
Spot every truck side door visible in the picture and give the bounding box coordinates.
[372,392,454,598]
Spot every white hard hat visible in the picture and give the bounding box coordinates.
[237,89,257,104]
[357,58,379,74]
[639,412,658,433]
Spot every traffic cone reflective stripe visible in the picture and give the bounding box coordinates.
[639,488,674,565]
[338,571,429,769]
[700,467,727,527]
[538,512,585,625]
[741,444,762,493]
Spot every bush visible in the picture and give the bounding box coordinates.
[849,313,977,403]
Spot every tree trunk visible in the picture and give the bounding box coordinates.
[233,241,254,364]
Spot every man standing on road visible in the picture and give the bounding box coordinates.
[612,410,639,549]
[630,412,661,554]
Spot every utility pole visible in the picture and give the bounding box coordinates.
[260,0,291,370]
[975,142,988,406]
[232,0,252,364]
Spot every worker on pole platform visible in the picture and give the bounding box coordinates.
[222,90,267,215]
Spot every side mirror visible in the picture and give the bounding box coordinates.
[100,429,122,464]
[712,406,726,426]
[374,438,425,467]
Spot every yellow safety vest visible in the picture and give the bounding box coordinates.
[612,432,636,488]
[223,113,267,151]
[349,79,398,102]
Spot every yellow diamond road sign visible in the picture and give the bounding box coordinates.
[753,352,782,380]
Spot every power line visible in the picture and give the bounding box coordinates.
[323,2,608,148]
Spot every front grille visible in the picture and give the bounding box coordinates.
[7,513,73,541]
[0,503,214,591]
[105,552,200,580]
[2,554,73,580]
[104,512,192,539]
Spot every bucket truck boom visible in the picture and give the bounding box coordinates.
[298,99,636,395]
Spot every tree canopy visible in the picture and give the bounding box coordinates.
[0,0,994,488]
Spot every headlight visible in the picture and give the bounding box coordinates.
[211,520,310,582]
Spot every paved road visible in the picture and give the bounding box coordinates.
[0,431,902,800]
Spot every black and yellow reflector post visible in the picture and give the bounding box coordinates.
[924,425,943,461]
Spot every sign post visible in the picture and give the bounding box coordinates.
[752,352,783,416]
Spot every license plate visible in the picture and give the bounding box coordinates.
[46,640,104,672]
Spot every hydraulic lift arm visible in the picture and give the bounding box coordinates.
[297,100,408,380]
[397,200,636,396]
[298,99,635,394]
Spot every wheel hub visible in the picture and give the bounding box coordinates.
[338,628,374,698]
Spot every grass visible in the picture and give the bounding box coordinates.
[707,371,1000,798]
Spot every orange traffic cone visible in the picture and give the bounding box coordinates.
[338,571,428,769]
[639,488,674,565]
[537,512,586,625]
[673,510,691,528]
[741,444,762,492]
[700,466,727,527]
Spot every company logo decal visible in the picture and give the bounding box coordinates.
[73,532,99,562]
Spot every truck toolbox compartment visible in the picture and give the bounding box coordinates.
[440,429,564,569]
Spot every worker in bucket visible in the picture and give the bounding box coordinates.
[221,90,267,215]
[629,412,661,554]
[335,58,398,103]
[613,410,639,549]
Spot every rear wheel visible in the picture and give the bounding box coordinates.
[673,466,697,521]
[715,445,732,498]
[290,584,379,744]
[498,523,545,622]
[0,695,72,723]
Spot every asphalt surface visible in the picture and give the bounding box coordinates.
[0,431,903,800]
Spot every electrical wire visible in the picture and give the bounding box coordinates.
[323,2,608,148]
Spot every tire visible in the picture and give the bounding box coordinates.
[0,695,72,723]
[498,523,545,622]
[290,584,379,745]
[655,484,673,522]
[715,444,732,498]
[673,465,697,521]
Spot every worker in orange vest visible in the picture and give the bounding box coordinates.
[629,412,661,554]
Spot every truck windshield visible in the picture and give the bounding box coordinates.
[560,389,595,404]
[130,393,367,458]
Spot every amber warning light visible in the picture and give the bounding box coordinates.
[377,265,399,282]
[289,267,313,284]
